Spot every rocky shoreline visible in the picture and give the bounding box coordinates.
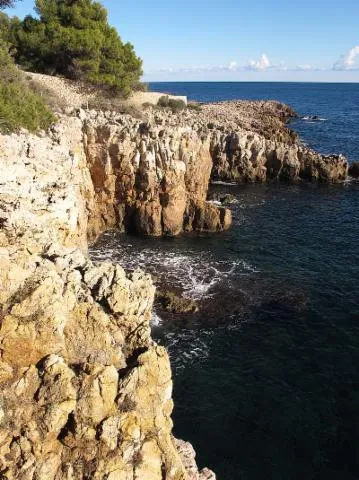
[0,98,351,479]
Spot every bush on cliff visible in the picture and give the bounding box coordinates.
[157,95,186,112]
[12,0,143,96]
[0,39,55,133]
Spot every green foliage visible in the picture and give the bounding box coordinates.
[0,80,55,132]
[0,37,13,69]
[157,95,186,112]
[0,12,20,53]
[0,38,55,133]
[12,0,143,96]
[188,102,202,112]
[168,98,186,111]
[0,0,17,9]
[157,95,170,107]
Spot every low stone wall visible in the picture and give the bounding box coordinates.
[125,91,188,107]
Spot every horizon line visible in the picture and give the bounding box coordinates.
[145,80,359,84]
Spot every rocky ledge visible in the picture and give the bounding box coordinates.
[0,98,349,480]
[0,109,221,479]
[144,101,348,183]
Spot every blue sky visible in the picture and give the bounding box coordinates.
[5,0,359,82]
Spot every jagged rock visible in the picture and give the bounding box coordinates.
[156,290,199,314]
[208,192,238,205]
[174,439,216,480]
[0,247,189,479]
[0,98,349,479]
[84,116,230,238]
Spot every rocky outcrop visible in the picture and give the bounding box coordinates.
[83,110,231,239]
[0,110,231,249]
[201,102,348,183]
[0,111,218,478]
[140,101,348,184]
[0,246,208,479]
[0,97,349,480]
[210,130,348,183]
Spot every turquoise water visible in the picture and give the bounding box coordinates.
[91,83,359,480]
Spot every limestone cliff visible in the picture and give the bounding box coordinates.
[0,98,349,480]
[0,113,217,479]
[82,110,231,240]
[153,101,348,184]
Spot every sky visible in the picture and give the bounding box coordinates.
[5,0,359,82]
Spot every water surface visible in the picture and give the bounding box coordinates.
[91,83,359,480]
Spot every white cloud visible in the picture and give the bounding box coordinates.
[228,61,238,72]
[155,61,239,74]
[248,53,270,71]
[333,46,359,70]
[151,55,345,76]
[296,64,312,71]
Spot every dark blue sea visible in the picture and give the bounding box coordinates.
[91,83,359,480]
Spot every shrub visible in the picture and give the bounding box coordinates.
[157,95,186,112]
[0,79,55,133]
[0,39,55,133]
[188,102,202,112]
[157,95,169,107]
[168,98,186,112]
[12,0,143,96]
[132,81,148,92]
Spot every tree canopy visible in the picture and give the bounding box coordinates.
[11,0,143,95]
[0,0,17,8]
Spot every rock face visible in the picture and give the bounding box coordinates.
[200,102,348,183]
[0,246,194,479]
[83,110,231,239]
[211,130,348,183]
[0,112,218,479]
[0,117,91,251]
[140,101,348,184]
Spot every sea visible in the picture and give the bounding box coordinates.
[90,83,359,480]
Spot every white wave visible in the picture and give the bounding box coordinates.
[238,259,260,273]
[151,311,162,326]
[239,199,266,209]
[211,180,238,186]
[165,329,214,369]
[90,235,259,302]
[302,116,327,122]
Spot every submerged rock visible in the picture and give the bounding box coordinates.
[156,290,199,314]
[208,192,238,205]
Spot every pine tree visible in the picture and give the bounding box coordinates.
[0,1,17,8]
[14,0,143,95]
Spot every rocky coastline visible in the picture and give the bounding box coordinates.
[0,98,351,479]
